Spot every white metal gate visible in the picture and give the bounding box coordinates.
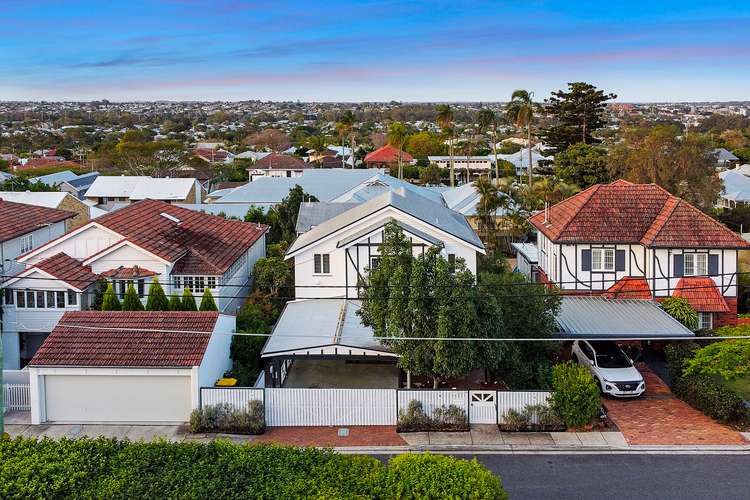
[468,391,497,424]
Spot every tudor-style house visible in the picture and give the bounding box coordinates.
[2,199,267,369]
[529,180,748,329]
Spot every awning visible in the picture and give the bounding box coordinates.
[555,297,695,339]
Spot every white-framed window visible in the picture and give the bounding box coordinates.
[314,253,330,274]
[684,253,708,276]
[20,234,33,254]
[67,290,77,306]
[207,276,217,289]
[592,248,615,272]
[173,276,181,289]
[698,312,713,330]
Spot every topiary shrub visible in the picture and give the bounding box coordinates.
[189,401,265,434]
[550,362,601,428]
[101,283,121,311]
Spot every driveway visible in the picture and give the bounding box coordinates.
[603,365,748,445]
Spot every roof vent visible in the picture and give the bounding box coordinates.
[160,212,181,224]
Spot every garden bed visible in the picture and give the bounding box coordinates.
[397,400,469,432]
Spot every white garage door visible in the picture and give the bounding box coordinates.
[45,375,191,423]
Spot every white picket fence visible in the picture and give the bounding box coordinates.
[199,387,554,427]
[3,384,31,412]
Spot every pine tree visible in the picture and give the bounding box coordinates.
[101,283,121,311]
[181,287,197,311]
[168,292,182,311]
[199,288,218,311]
[145,277,169,311]
[122,283,144,311]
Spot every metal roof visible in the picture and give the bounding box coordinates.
[719,169,750,202]
[295,201,359,234]
[336,217,441,248]
[511,242,539,263]
[555,297,695,339]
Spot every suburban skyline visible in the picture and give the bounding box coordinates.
[2,0,750,102]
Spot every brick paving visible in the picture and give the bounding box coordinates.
[604,365,748,446]
[255,426,406,447]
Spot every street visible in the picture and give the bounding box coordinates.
[376,453,750,499]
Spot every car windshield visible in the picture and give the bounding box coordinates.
[590,342,631,368]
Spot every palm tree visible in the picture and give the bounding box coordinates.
[387,122,409,179]
[436,104,455,187]
[477,108,498,181]
[532,177,580,208]
[336,110,355,168]
[506,90,536,186]
[473,176,500,251]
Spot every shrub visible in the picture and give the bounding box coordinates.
[145,277,169,311]
[181,288,197,311]
[0,439,507,499]
[198,288,218,311]
[500,408,529,430]
[524,403,564,429]
[550,362,601,428]
[100,283,120,311]
[168,292,181,311]
[189,401,265,434]
[121,283,144,311]
[397,400,468,432]
[661,297,698,330]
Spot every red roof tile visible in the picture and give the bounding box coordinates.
[99,265,158,279]
[672,277,730,312]
[0,199,75,243]
[193,148,229,162]
[29,252,99,289]
[530,180,748,248]
[93,199,268,274]
[604,277,652,299]
[254,153,308,170]
[29,311,220,367]
[364,144,414,164]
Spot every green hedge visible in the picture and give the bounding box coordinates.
[550,362,601,428]
[0,438,507,500]
[665,343,747,423]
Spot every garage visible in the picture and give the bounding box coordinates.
[44,373,192,423]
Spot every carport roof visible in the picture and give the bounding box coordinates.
[29,311,220,367]
[555,297,695,339]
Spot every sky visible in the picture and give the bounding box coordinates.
[1,0,749,102]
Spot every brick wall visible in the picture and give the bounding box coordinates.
[58,194,90,230]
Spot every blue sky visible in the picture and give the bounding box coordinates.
[1,0,749,101]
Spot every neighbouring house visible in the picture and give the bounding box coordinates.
[713,148,740,170]
[364,144,413,170]
[2,199,267,369]
[438,182,511,230]
[718,169,750,208]
[193,147,233,164]
[84,175,203,209]
[528,179,748,329]
[29,170,79,187]
[428,149,552,179]
[57,171,100,200]
[511,242,539,282]
[247,153,310,182]
[0,191,91,230]
[27,311,234,424]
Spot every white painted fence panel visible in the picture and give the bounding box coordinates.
[265,388,396,426]
[397,390,468,419]
[497,391,552,424]
[3,384,31,412]
[200,388,264,411]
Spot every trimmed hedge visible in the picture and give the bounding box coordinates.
[665,342,747,423]
[550,362,601,428]
[0,438,507,500]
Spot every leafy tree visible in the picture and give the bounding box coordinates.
[358,222,504,388]
[168,293,182,311]
[243,129,290,153]
[540,82,617,153]
[554,143,609,188]
[683,325,750,380]
[231,303,272,385]
[266,185,318,244]
[419,164,442,185]
[254,257,292,297]
[406,131,445,158]
[435,104,455,187]
[145,277,169,311]
[714,204,750,232]
[0,158,8,172]
[199,288,218,311]
[661,297,698,330]
[474,177,500,251]
[733,147,750,163]
[181,288,197,311]
[122,283,144,311]
[0,178,59,192]
[387,122,410,179]
[244,205,266,224]
[114,139,187,177]
[101,283,121,311]
[506,89,537,185]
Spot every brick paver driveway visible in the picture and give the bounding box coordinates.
[604,365,748,445]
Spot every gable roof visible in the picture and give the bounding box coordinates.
[530,180,748,248]
[32,252,99,290]
[253,153,308,170]
[673,277,730,313]
[87,199,267,274]
[29,311,219,367]
[287,188,483,256]
[129,178,196,201]
[364,144,413,164]
[0,191,69,208]
[29,170,78,185]
[0,199,75,243]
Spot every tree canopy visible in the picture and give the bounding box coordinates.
[683,325,750,380]
[266,185,318,244]
[554,142,609,188]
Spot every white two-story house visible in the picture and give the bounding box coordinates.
[529,179,748,330]
[2,199,267,369]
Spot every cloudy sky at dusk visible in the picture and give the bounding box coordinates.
[2,0,749,102]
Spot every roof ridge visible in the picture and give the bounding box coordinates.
[641,194,680,245]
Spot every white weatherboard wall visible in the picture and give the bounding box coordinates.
[21,224,120,265]
[265,388,396,426]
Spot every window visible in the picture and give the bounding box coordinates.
[137,279,145,298]
[46,291,55,309]
[173,276,181,289]
[56,291,65,308]
[684,253,708,276]
[314,253,330,274]
[196,276,205,292]
[698,312,713,330]
[20,234,33,254]
[448,254,456,273]
[207,277,217,289]
[4,288,13,305]
[67,290,77,306]
[26,291,35,308]
[36,291,45,308]
[370,256,381,270]
[580,341,596,362]
[184,276,194,291]
[592,249,615,272]
[16,290,25,308]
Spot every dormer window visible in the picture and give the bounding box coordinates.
[684,253,708,276]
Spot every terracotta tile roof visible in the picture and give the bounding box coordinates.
[604,277,652,299]
[193,148,229,162]
[530,180,748,248]
[672,277,730,312]
[30,252,99,289]
[29,311,220,367]
[93,199,268,274]
[254,153,308,170]
[0,199,76,243]
[99,265,158,279]
[364,144,414,164]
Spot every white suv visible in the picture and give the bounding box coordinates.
[571,340,645,398]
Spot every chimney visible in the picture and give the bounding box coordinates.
[544,201,550,224]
